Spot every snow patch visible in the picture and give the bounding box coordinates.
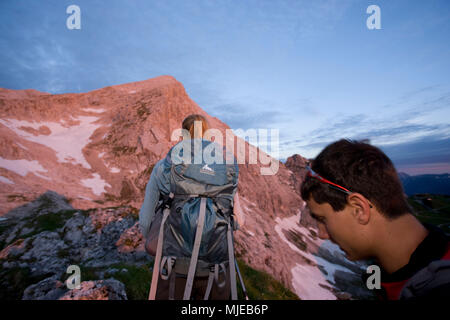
[0,157,49,180]
[241,197,257,209]
[0,176,14,184]
[81,173,111,196]
[313,255,354,285]
[291,263,337,300]
[34,172,51,181]
[16,142,28,150]
[274,214,320,263]
[0,117,101,169]
[320,238,347,257]
[240,197,258,216]
[98,153,120,173]
[275,212,341,300]
[83,108,105,113]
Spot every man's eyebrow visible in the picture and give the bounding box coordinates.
[310,212,321,220]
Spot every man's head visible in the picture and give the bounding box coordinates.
[301,139,412,261]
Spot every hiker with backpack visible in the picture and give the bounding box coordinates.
[139,114,245,300]
[301,139,450,299]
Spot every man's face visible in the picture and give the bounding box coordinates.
[306,197,371,261]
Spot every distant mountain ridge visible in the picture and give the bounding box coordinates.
[399,172,450,196]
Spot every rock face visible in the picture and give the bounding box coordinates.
[284,154,317,228]
[0,191,146,299]
[285,154,310,191]
[22,276,127,300]
[59,279,127,300]
[0,76,375,300]
[0,76,206,213]
[22,275,68,300]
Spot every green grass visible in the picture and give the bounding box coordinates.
[20,209,78,239]
[0,209,79,249]
[236,259,300,300]
[103,263,153,300]
[0,266,54,300]
[60,262,154,300]
[408,194,450,234]
[56,259,297,300]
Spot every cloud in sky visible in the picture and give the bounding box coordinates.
[0,0,356,94]
[381,136,450,175]
[0,0,449,174]
[278,87,450,174]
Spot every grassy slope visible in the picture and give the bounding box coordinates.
[59,258,299,300]
[408,194,450,234]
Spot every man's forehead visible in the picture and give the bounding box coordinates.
[304,200,321,226]
[306,197,321,210]
[306,198,330,215]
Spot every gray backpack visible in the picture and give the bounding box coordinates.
[147,139,239,300]
[400,259,450,299]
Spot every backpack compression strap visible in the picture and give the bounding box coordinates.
[204,263,227,300]
[183,197,208,300]
[148,193,174,300]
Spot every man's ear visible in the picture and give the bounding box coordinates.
[347,193,371,225]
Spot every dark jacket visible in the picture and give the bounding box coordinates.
[376,223,450,300]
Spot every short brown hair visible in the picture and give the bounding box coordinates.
[300,139,411,219]
[182,114,209,139]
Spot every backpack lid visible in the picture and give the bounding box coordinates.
[164,139,239,197]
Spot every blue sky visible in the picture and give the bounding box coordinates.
[0,0,449,175]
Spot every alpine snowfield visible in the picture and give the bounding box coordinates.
[275,210,361,299]
[0,116,102,169]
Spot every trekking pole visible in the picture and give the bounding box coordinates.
[235,259,249,300]
[230,215,249,300]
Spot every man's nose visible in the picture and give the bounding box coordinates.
[317,224,330,240]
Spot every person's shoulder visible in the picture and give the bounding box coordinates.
[152,159,165,171]
[149,158,171,178]
[401,254,450,299]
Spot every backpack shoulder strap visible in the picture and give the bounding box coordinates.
[148,207,171,300]
[148,193,174,300]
